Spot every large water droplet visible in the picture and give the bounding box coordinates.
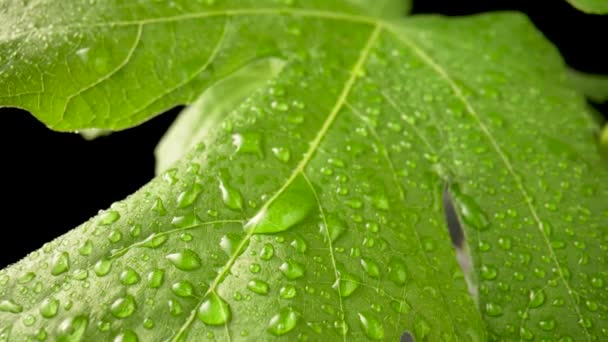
[357,312,384,340]
[279,259,305,280]
[220,233,244,256]
[268,307,299,336]
[0,299,23,313]
[94,259,113,277]
[56,315,88,342]
[147,269,165,289]
[529,289,545,308]
[260,243,275,260]
[110,295,136,318]
[51,252,70,276]
[172,280,195,297]
[113,330,138,342]
[166,249,202,271]
[247,279,270,295]
[197,292,231,325]
[232,132,263,156]
[450,184,489,230]
[332,271,360,297]
[99,210,120,226]
[245,174,315,234]
[388,258,407,286]
[40,298,60,318]
[177,183,203,208]
[219,179,243,210]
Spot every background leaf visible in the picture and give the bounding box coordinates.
[1,1,607,341]
[569,69,608,103]
[566,0,608,14]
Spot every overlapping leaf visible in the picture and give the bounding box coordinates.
[1,1,607,341]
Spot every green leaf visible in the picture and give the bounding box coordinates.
[565,0,608,14]
[569,69,608,103]
[1,2,608,341]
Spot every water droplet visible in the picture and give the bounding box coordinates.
[40,298,60,318]
[232,132,263,156]
[99,210,120,225]
[290,236,308,253]
[272,147,291,163]
[110,295,136,318]
[260,243,275,260]
[360,257,380,279]
[18,272,35,284]
[520,326,534,340]
[249,263,261,273]
[320,216,346,242]
[357,312,384,340]
[334,320,349,336]
[332,271,360,297]
[247,279,270,295]
[246,174,315,234]
[538,319,555,331]
[0,299,23,313]
[140,233,169,249]
[166,249,202,271]
[480,264,498,280]
[268,307,299,336]
[219,179,243,210]
[279,259,305,280]
[172,280,195,297]
[198,292,231,325]
[484,302,503,316]
[280,285,297,299]
[171,213,202,229]
[120,268,140,285]
[390,299,411,313]
[147,269,165,289]
[143,318,155,329]
[497,236,512,250]
[51,252,70,276]
[177,183,203,208]
[56,315,88,342]
[94,259,113,277]
[108,230,122,243]
[388,258,407,286]
[220,233,243,256]
[113,330,138,342]
[450,185,489,230]
[79,240,93,256]
[168,299,183,316]
[152,197,166,216]
[529,289,545,308]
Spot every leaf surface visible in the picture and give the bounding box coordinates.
[565,0,608,14]
[1,1,607,341]
[569,69,608,103]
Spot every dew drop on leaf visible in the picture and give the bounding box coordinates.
[110,295,136,319]
[484,302,503,317]
[245,174,315,234]
[332,271,360,297]
[271,147,291,163]
[99,210,120,226]
[171,280,195,297]
[166,249,202,271]
[93,258,113,277]
[247,279,270,295]
[119,268,140,285]
[40,298,60,318]
[529,289,546,308]
[177,183,203,208]
[232,132,263,157]
[219,179,243,210]
[56,315,88,342]
[357,311,384,340]
[0,299,23,313]
[388,258,407,286]
[279,285,297,299]
[147,269,165,289]
[140,233,169,249]
[450,184,490,231]
[197,292,231,325]
[259,243,275,260]
[279,259,305,280]
[113,329,138,342]
[360,257,380,279]
[267,307,299,336]
[51,252,70,276]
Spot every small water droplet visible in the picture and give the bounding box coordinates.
[480,264,498,280]
[320,216,347,242]
[78,240,93,256]
[246,174,315,234]
[279,259,305,280]
[357,311,384,340]
[51,252,70,276]
[290,236,308,253]
[529,289,546,308]
[168,299,183,316]
[197,292,231,325]
[538,319,555,331]
[177,183,203,208]
[172,280,195,297]
[360,257,380,279]
[272,147,291,163]
[166,249,202,271]
[247,279,270,295]
[147,269,165,289]
[332,271,360,297]
[110,295,136,318]
[220,233,243,256]
[171,213,203,229]
[268,307,299,336]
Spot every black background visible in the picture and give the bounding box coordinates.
[1,0,607,268]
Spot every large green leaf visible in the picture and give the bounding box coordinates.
[1,1,608,341]
[566,0,608,14]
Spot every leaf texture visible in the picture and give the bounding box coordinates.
[1,1,607,341]
[566,0,608,14]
